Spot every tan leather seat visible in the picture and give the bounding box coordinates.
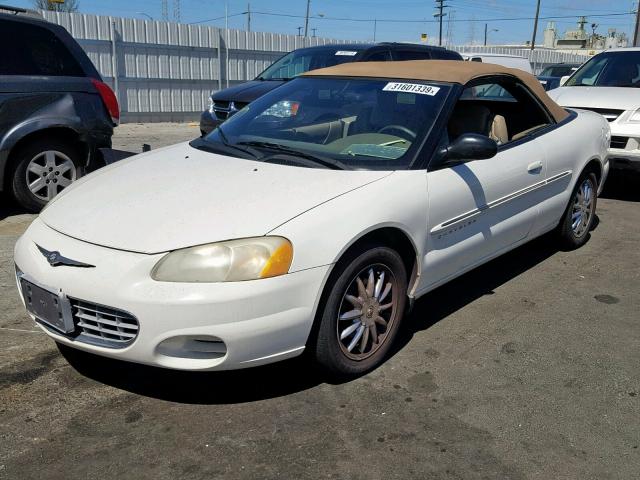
[489,115,509,145]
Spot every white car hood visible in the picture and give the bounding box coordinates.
[40,143,391,254]
[548,86,640,111]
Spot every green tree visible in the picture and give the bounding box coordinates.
[34,0,79,13]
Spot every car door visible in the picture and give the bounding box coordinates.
[420,79,554,290]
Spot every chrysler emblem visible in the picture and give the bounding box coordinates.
[36,244,95,268]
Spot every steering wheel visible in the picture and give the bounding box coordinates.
[377,125,417,140]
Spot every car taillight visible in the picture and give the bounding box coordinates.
[90,78,120,125]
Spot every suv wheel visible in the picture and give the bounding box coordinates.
[9,138,81,212]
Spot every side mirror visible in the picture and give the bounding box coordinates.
[442,133,498,164]
[559,75,571,86]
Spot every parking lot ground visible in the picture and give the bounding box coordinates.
[1,124,639,479]
[111,121,201,152]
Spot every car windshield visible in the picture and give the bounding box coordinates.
[540,65,578,77]
[257,47,365,80]
[565,52,640,87]
[198,77,451,170]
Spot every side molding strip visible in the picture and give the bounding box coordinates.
[430,170,572,235]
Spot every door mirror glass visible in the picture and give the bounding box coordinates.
[443,134,498,163]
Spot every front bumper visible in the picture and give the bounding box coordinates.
[607,124,640,172]
[14,218,330,371]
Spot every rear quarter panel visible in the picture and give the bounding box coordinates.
[534,110,609,234]
[0,81,113,188]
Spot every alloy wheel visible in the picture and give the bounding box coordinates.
[25,150,76,202]
[336,264,397,361]
[571,178,594,237]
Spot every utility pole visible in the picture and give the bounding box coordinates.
[634,0,640,46]
[530,0,541,50]
[373,19,377,42]
[173,0,180,22]
[312,27,317,37]
[161,0,168,21]
[246,2,251,32]
[304,0,311,37]
[484,24,497,46]
[434,0,448,47]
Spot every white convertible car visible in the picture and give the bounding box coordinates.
[14,61,610,376]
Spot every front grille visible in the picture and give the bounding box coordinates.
[212,100,247,121]
[568,107,624,122]
[70,299,139,348]
[213,100,230,110]
[610,136,629,149]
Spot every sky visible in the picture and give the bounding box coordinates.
[11,0,639,45]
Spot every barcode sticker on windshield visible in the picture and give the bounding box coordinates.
[335,50,358,56]
[383,82,440,96]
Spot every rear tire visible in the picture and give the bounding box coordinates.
[313,246,408,377]
[556,171,598,250]
[9,138,82,213]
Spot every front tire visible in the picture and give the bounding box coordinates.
[9,138,81,212]
[557,171,598,250]
[313,246,408,377]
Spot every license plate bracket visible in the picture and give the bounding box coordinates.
[20,278,75,334]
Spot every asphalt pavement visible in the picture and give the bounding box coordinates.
[0,123,638,479]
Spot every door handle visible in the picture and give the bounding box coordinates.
[527,160,543,173]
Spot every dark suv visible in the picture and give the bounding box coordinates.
[0,6,119,211]
[200,42,462,134]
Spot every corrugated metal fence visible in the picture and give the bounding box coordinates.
[41,12,591,122]
[41,11,352,122]
[450,45,590,74]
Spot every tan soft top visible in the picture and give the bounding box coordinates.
[303,60,569,123]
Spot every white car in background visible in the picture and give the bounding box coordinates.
[461,53,533,74]
[548,48,640,172]
[14,61,609,377]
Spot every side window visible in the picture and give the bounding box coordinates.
[448,80,552,146]
[362,50,392,62]
[0,20,84,76]
[394,50,431,61]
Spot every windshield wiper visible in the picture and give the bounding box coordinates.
[211,126,261,159]
[237,141,347,170]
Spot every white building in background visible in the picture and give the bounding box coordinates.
[542,19,628,50]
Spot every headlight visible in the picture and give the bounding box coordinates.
[208,97,214,113]
[626,108,640,123]
[151,236,293,283]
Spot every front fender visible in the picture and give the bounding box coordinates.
[269,170,428,275]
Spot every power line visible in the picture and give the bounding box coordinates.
[243,10,633,25]
[189,8,635,28]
